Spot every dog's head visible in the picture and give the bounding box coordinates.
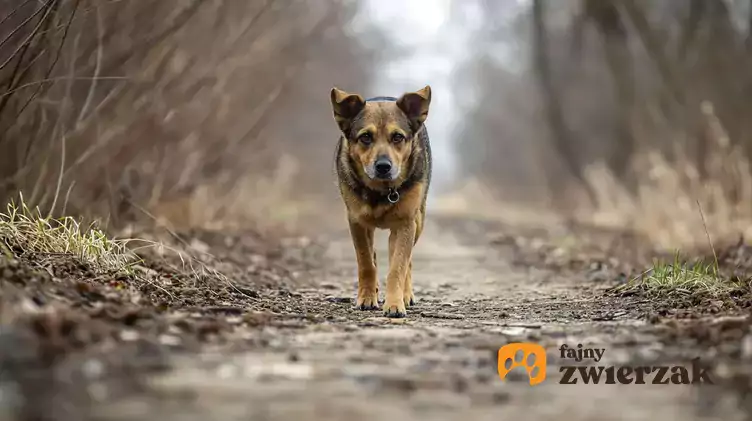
[330,86,431,188]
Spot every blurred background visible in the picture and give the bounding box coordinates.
[2,0,752,250]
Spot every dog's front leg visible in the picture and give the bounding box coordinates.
[349,220,379,310]
[384,221,416,318]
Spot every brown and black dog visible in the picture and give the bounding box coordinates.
[329,86,432,318]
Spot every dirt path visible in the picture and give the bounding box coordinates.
[86,211,746,421]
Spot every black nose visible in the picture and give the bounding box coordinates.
[374,157,392,177]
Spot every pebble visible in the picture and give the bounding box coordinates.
[189,239,210,254]
[217,364,238,379]
[742,334,752,358]
[82,359,105,379]
[159,334,182,346]
[120,329,139,341]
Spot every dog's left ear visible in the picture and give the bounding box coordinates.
[397,85,431,130]
[330,87,366,134]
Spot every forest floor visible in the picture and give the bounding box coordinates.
[1,194,752,421]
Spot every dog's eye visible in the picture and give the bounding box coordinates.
[357,133,372,145]
[392,133,406,143]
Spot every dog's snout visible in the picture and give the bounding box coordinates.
[374,157,392,178]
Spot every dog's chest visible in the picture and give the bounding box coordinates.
[349,201,404,229]
[345,184,424,229]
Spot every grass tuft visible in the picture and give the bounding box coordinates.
[0,193,139,275]
[618,251,745,298]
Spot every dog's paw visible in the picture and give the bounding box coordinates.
[356,289,379,310]
[403,292,415,308]
[383,300,406,318]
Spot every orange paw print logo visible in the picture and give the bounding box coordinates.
[498,343,547,386]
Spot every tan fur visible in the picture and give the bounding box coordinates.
[330,86,432,318]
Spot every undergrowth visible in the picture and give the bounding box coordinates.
[0,193,140,275]
[617,252,746,299]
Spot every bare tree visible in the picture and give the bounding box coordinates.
[532,0,596,206]
[573,0,635,180]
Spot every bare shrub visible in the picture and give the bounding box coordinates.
[585,100,752,251]
[0,0,367,231]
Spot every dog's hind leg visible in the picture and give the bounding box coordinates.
[403,211,424,308]
[414,205,425,245]
[349,220,379,310]
[403,261,414,307]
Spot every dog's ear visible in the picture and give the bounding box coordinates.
[397,85,431,130]
[330,87,365,134]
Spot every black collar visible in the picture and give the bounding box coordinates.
[365,96,398,102]
[345,154,420,208]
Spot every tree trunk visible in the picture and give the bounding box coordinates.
[532,0,596,208]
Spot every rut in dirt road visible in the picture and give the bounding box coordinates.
[90,213,744,421]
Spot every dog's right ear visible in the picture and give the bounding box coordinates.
[330,87,365,134]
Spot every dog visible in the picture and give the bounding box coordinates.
[329,85,432,318]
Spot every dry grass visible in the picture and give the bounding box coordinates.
[0,191,231,289]
[616,251,746,300]
[151,154,327,233]
[584,101,752,252]
[0,193,139,275]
